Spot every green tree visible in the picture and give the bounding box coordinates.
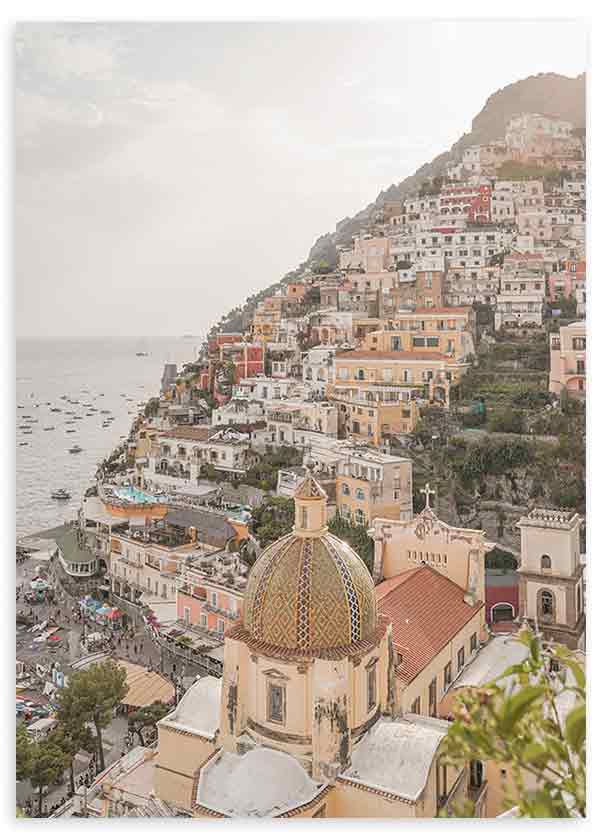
[489,407,526,435]
[55,659,127,771]
[27,733,70,817]
[128,702,171,746]
[251,496,295,546]
[52,720,96,794]
[444,629,585,818]
[327,514,374,574]
[16,723,33,781]
[144,397,160,418]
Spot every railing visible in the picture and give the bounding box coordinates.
[467,780,488,816]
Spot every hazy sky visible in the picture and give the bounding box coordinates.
[15,20,587,338]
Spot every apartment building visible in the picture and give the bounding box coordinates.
[549,321,586,398]
[331,350,468,441]
[177,550,248,639]
[336,443,413,526]
[494,273,546,330]
[302,345,336,396]
[367,307,475,361]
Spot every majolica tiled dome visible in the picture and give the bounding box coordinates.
[243,475,377,652]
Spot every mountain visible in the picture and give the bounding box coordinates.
[212,72,585,336]
[308,72,586,264]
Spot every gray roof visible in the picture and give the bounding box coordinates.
[166,507,236,548]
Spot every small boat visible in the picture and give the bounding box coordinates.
[66,429,76,433]
[100,410,111,415]
[43,427,55,431]
[17,405,24,409]
[18,425,31,430]
[135,351,149,357]
[85,413,94,417]
[73,415,83,420]
[19,442,28,447]
[50,408,62,413]
[22,430,33,435]
[68,445,83,454]
[51,489,71,501]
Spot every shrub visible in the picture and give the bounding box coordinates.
[489,408,526,435]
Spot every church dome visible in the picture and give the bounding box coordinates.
[243,474,377,653]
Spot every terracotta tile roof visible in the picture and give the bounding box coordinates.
[376,566,483,685]
[161,426,211,441]
[336,350,448,362]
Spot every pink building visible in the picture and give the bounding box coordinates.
[177,550,248,638]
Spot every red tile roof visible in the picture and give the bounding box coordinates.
[161,426,211,442]
[376,566,483,685]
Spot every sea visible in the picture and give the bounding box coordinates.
[16,336,200,539]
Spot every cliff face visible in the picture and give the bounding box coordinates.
[308,72,586,262]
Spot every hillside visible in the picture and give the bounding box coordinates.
[308,72,586,263]
[212,71,585,336]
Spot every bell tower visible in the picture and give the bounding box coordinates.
[517,508,585,650]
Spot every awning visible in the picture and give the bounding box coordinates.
[116,660,175,708]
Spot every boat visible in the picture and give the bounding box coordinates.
[135,351,149,357]
[18,425,31,430]
[50,408,62,413]
[17,405,24,409]
[68,445,83,454]
[43,427,55,431]
[22,430,33,435]
[19,442,28,447]
[66,429,76,433]
[51,489,71,501]
[100,410,111,415]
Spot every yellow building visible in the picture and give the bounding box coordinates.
[366,307,476,361]
[330,349,469,441]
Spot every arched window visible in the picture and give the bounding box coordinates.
[540,590,554,618]
[342,483,350,496]
[356,488,365,500]
[301,506,308,529]
[541,554,552,570]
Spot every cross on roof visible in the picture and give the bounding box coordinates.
[420,482,436,509]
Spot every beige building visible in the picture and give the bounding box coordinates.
[549,321,586,398]
[336,443,413,526]
[330,350,469,442]
[93,477,487,818]
[366,306,475,361]
[517,508,585,650]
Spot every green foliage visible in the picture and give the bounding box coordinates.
[56,659,127,771]
[144,397,160,418]
[485,546,517,572]
[444,629,586,818]
[244,446,303,492]
[251,496,295,547]
[553,294,577,319]
[489,408,526,435]
[128,702,171,746]
[17,728,71,816]
[16,723,33,781]
[447,436,535,490]
[327,514,374,575]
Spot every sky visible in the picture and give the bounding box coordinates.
[15,20,588,338]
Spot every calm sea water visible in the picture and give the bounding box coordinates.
[16,337,199,538]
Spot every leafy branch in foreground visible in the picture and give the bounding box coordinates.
[443,628,585,818]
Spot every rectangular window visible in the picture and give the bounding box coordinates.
[267,683,285,724]
[217,619,225,634]
[428,678,437,717]
[470,633,478,654]
[444,661,452,691]
[367,666,377,711]
[457,646,465,671]
[410,697,421,715]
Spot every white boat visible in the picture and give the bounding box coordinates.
[68,445,83,454]
[51,489,71,501]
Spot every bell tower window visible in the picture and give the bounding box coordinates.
[301,506,308,529]
[540,590,555,620]
[541,554,552,570]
